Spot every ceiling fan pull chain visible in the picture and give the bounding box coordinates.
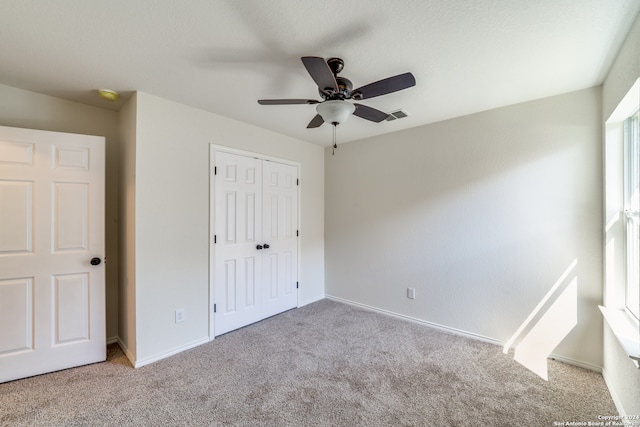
[332,123,337,155]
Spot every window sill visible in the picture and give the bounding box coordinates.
[599,305,640,368]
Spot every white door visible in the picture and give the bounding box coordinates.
[262,160,298,319]
[213,150,298,336]
[0,125,105,383]
[213,152,264,335]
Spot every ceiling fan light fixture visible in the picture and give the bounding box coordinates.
[316,100,355,125]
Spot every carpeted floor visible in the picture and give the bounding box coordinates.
[0,299,617,426]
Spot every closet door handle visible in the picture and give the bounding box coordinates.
[256,244,263,250]
[263,244,270,249]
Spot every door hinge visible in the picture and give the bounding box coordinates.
[296,281,299,289]
[214,235,217,244]
[296,230,299,237]
[213,304,217,313]
[296,178,299,186]
[214,166,217,175]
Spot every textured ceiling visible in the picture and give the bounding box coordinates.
[1,0,639,146]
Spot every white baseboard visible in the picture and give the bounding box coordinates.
[113,337,210,369]
[116,337,136,367]
[326,295,503,346]
[548,353,602,373]
[602,367,626,416]
[106,336,118,345]
[326,295,602,373]
[133,337,210,368]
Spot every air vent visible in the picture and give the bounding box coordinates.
[385,109,409,121]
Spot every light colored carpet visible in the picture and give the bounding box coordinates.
[0,299,616,426]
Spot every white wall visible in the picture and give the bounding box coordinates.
[0,84,120,341]
[325,87,603,369]
[601,11,640,417]
[125,92,324,365]
[117,92,137,358]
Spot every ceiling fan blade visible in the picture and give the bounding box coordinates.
[351,72,416,100]
[353,103,389,122]
[306,114,325,128]
[301,57,338,94]
[258,99,319,105]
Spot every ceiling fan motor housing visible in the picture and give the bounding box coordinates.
[320,76,353,99]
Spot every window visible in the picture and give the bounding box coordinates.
[603,80,639,365]
[624,109,640,321]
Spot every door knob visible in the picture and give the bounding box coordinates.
[256,244,263,250]
[263,244,270,249]
[90,257,102,266]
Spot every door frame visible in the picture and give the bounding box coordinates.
[209,145,301,341]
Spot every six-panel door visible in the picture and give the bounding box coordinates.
[213,151,298,336]
[262,159,298,319]
[0,125,105,383]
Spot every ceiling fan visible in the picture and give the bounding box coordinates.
[258,57,416,130]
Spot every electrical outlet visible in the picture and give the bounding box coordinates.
[175,308,185,323]
[407,288,416,299]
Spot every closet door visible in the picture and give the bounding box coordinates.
[212,151,298,336]
[213,152,263,335]
[262,160,298,319]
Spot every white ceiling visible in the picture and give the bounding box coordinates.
[1,1,639,147]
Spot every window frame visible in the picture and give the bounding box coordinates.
[623,109,640,322]
[603,79,640,366]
